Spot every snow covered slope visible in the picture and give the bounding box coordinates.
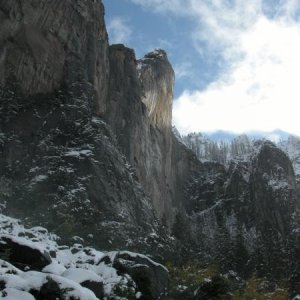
[0,214,168,300]
[278,135,300,184]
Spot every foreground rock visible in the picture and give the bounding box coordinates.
[0,235,51,271]
[0,213,168,300]
[112,251,169,300]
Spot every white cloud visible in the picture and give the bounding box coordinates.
[173,15,300,136]
[128,0,188,15]
[189,0,263,58]
[107,17,132,44]
[129,0,300,136]
[174,62,192,79]
[279,0,300,19]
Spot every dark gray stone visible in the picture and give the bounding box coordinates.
[113,251,169,300]
[81,280,104,299]
[0,236,51,271]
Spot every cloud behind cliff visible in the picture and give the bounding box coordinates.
[104,0,300,136]
[173,15,300,136]
[107,17,132,44]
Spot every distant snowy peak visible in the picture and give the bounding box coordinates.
[278,135,300,178]
[203,129,291,143]
[182,132,253,164]
[172,126,184,143]
[183,131,300,182]
[278,135,300,160]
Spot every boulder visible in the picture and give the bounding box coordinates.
[113,251,168,300]
[36,277,62,300]
[62,268,104,299]
[0,236,51,271]
[194,275,230,300]
[81,280,104,300]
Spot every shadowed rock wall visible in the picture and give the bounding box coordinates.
[0,0,109,113]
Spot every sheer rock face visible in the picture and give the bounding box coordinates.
[279,135,300,194]
[106,45,175,224]
[137,49,174,130]
[250,141,297,236]
[106,45,202,227]
[0,0,109,113]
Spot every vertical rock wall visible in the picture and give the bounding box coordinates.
[137,49,174,130]
[106,46,177,225]
[0,0,109,113]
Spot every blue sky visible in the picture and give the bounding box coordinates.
[103,0,215,96]
[103,0,300,138]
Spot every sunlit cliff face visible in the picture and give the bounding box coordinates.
[138,49,174,130]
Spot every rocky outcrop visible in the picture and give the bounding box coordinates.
[0,213,168,300]
[137,49,174,130]
[105,44,203,232]
[0,235,52,271]
[112,251,169,299]
[279,135,300,194]
[0,0,109,113]
[106,45,176,225]
[179,140,298,278]
[250,141,296,236]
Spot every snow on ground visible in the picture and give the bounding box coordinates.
[1,288,35,300]
[64,149,93,158]
[0,213,142,299]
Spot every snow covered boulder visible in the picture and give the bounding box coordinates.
[31,275,99,300]
[112,251,168,300]
[1,288,35,300]
[62,268,104,299]
[0,213,171,299]
[0,236,51,271]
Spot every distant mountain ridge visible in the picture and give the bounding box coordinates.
[200,129,292,142]
[180,130,300,200]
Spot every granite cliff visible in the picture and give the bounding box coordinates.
[0,0,175,257]
[0,0,109,113]
[106,44,199,227]
[0,0,199,261]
